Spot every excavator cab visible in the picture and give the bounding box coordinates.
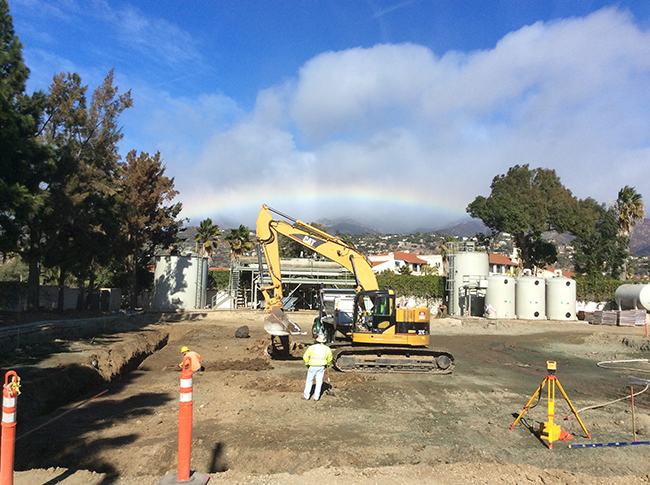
[350,289,432,347]
[354,291,395,333]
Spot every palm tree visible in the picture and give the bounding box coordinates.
[615,185,645,237]
[194,218,222,259]
[226,225,253,260]
[614,186,645,280]
[439,236,455,276]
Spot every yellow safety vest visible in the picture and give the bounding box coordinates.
[303,343,333,367]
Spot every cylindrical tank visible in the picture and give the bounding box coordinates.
[485,275,516,319]
[153,254,209,310]
[615,284,650,311]
[449,251,489,316]
[546,272,577,321]
[516,270,546,320]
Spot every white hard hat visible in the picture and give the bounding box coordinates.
[316,333,327,343]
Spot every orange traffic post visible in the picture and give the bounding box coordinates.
[178,357,193,481]
[1,371,20,485]
[158,358,209,484]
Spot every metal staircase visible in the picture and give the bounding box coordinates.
[229,260,246,308]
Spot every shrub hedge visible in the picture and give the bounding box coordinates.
[375,274,647,305]
[574,276,645,302]
[377,272,445,301]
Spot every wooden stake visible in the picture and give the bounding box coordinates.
[631,386,637,442]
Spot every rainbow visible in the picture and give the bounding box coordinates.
[177,181,467,228]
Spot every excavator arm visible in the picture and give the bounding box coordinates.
[256,204,378,335]
[256,204,377,300]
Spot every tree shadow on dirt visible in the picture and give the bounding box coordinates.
[41,469,75,485]
[14,371,173,476]
[208,442,229,473]
[0,312,167,363]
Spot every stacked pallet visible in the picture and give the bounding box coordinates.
[593,310,618,325]
[618,309,647,326]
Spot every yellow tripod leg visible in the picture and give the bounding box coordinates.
[555,378,591,438]
[547,378,556,449]
[510,377,548,430]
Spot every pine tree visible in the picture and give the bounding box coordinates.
[0,0,51,309]
[40,70,132,309]
[118,150,183,308]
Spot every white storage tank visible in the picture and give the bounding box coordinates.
[485,275,516,319]
[615,284,650,311]
[546,271,576,321]
[448,247,489,316]
[516,270,546,320]
[152,254,209,310]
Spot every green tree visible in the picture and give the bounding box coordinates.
[438,236,455,276]
[614,186,644,279]
[572,203,627,279]
[0,256,27,281]
[226,225,253,260]
[398,264,412,275]
[208,269,230,290]
[615,185,645,237]
[118,150,183,308]
[421,264,439,276]
[194,218,222,260]
[0,1,52,309]
[467,165,598,269]
[40,70,132,309]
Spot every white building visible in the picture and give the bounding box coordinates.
[369,251,435,275]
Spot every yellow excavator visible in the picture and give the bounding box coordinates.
[256,204,454,373]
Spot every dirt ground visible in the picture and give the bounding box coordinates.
[3,310,650,484]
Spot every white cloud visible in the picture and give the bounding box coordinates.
[112,4,203,66]
[79,6,650,231]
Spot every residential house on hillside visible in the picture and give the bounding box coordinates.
[419,254,443,274]
[369,251,429,274]
[368,249,572,280]
[489,253,518,275]
[488,252,574,279]
[537,267,575,278]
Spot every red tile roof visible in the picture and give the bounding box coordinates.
[544,267,574,278]
[489,254,517,266]
[373,251,427,264]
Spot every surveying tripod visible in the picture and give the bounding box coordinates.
[510,361,590,449]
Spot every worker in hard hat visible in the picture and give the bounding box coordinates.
[302,333,332,401]
[179,346,202,372]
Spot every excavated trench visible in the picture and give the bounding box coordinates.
[0,313,169,422]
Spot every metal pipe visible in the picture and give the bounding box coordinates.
[267,206,298,223]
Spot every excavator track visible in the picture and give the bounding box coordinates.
[333,346,454,373]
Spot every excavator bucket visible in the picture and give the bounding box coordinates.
[264,307,291,335]
[263,306,305,336]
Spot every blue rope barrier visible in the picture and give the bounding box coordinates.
[569,441,650,449]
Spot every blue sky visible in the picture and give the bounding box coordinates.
[9,0,650,232]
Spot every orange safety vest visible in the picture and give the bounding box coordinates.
[179,351,202,371]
